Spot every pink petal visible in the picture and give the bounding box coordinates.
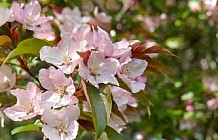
[40,46,63,65]
[39,68,55,90]
[42,125,60,140]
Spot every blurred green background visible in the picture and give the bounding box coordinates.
[0,0,218,140]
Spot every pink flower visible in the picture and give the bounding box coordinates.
[72,25,94,52]
[111,41,131,59]
[0,8,11,27]
[207,98,218,111]
[110,86,137,112]
[42,105,80,140]
[11,0,52,30]
[74,26,114,56]
[69,26,114,56]
[54,7,91,35]
[33,22,55,41]
[202,76,218,92]
[40,35,80,74]
[108,113,126,133]
[94,7,112,24]
[79,51,119,88]
[92,27,114,56]
[0,65,16,93]
[55,7,90,24]
[39,67,78,109]
[117,58,148,93]
[4,82,41,121]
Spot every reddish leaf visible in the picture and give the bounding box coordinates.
[51,5,63,13]
[77,50,91,66]
[88,19,111,32]
[10,24,19,44]
[147,58,175,74]
[131,41,177,57]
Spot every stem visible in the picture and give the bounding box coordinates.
[16,56,41,86]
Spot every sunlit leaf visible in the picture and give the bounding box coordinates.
[11,124,40,135]
[101,85,112,122]
[0,35,11,48]
[3,38,51,64]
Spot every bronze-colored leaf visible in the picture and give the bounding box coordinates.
[77,50,91,66]
[147,57,175,74]
[131,41,178,57]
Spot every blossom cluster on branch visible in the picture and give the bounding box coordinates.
[0,0,174,139]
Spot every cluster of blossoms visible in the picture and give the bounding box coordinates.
[0,0,153,140]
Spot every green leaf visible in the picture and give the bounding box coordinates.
[3,38,51,64]
[112,103,126,123]
[105,126,124,140]
[116,77,132,93]
[0,2,11,8]
[11,124,40,135]
[101,85,112,122]
[133,91,151,117]
[86,82,107,138]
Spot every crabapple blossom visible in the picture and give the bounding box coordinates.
[110,86,137,112]
[111,41,131,59]
[54,7,90,25]
[42,105,80,140]
[0,65,16,93]
[108,113,127,133]
[4,82,41,121]
[0,8,11,27]
[39,67,78,109]
[33,22,55,41]
[207,98,218,110]
[72,26,114,56]
[72,25,94,52]
[40,34,80,74]
[0,5,15,27]
[94,7,112,24]
[79,51,119,88]
[11,0,52,30]
[54,7,91,35]
[92,27,114,56]
[117,58,148,93]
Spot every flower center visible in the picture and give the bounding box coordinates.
[63,55,72,66]
[122,67,132,76]
[21,101,33,114]
[55,86,66,97]
[56,122,68,135]
[90,66,100,76]
[26,16,36,24]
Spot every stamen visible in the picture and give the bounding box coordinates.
[55,86,66,97]
[21,101,33,114]
[63,55,72,66]
[90,66,100,76]
[56,122,68,135]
